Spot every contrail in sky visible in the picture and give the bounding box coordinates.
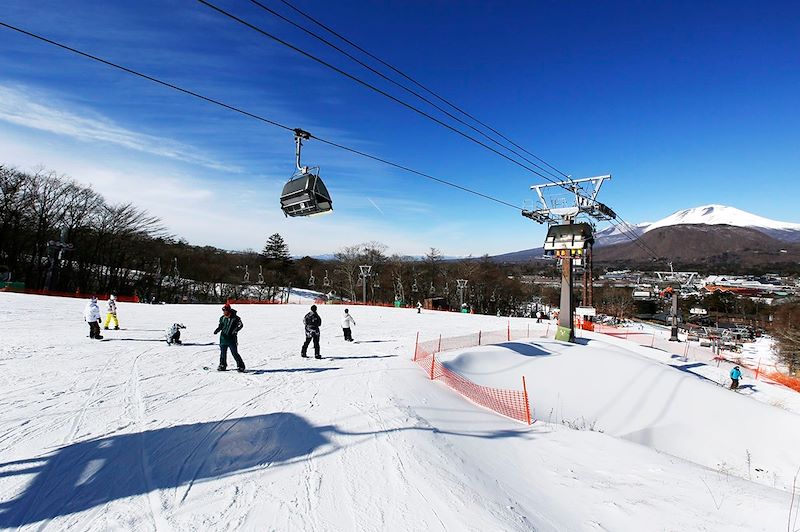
[368,198,385,215]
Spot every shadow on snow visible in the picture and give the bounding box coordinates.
[0,409,536,527]
[0,413,326,527]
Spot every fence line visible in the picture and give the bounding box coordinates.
[1,288,139,303]
[413,327,549,424]
[589,323,800,392]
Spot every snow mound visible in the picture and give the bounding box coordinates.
[442,337,800,489]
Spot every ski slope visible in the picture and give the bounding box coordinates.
[0,293,797,531]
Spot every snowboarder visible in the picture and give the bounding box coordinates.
[165,323,186,345]
[729,365,742,390]
[417,301,422,314]
[536,311,542,323]
[103,294,120,330]
[213,304,245,371]
[341,308,356,342]
[302,304,322,359]
[83,297,103,340]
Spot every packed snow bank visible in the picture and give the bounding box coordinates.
[0,293,796,531]
[442,336,800,490]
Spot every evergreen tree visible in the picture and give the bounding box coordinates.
[262,233,292,263]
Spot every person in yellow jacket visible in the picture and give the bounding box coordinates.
[104,294,120,330]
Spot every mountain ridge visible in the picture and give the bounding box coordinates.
[491,205,800,263]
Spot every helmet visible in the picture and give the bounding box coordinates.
[311,305,317,311]
[222,304,232,312]
[110,294,116,300]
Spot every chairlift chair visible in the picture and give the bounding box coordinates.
[280,129,333,217]
[308,270,315,287]
[429,282,435,296]
[322,270,331,287]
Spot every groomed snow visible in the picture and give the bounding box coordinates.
[0,293,797,531]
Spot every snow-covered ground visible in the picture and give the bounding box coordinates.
[0,292,798,531]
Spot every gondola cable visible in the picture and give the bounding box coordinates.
[273,0,572,181]
[194,0,565,185]
[0,20,522,212]
[247,0,564,182]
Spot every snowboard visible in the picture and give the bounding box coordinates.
[202,366,249,373]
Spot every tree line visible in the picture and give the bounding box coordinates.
[0,165,551,311]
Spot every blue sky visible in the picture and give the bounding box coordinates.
[1,0,798,257]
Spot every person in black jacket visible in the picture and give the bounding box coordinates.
[301,304,322,359]
[213,304,245,371]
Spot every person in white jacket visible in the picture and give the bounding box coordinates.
[84,297,103,340]
[341,308,356,342]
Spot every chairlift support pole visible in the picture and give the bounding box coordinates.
[359,265,372,304]
[294,128,311,172]
[522,175,614,343]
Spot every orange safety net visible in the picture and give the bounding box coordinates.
[2,288,140,302]
[766,372,800,393]
[414,329,535,424]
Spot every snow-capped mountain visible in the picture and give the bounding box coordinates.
[644,204,800,241]
[594,205,800,246]
[492,205,800,263]
[593,222,649,247]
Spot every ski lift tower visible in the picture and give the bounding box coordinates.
[45,227,74,291]
[359,265,372,304]
[654,263,698,342]
[522,175,616,342]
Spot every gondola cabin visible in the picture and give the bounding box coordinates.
[280,169,333,217]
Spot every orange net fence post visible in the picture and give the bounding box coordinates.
[413,329,537,424]
[522,376,531,425]
[414,332,419,361]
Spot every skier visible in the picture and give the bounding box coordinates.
[165,323,186,345]
[301,304,322,359]
[83,297,103,340]
[417,301,422,314]
[729,365,742,390]
[536,311,542,323]
[213,304,245,372]
[341,308,356,342]
[103,294,120,330]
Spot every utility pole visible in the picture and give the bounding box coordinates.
[522,175,616,342]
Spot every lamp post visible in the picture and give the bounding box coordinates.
[359,265,372,304]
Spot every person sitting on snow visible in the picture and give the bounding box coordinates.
[165,323,186,345]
